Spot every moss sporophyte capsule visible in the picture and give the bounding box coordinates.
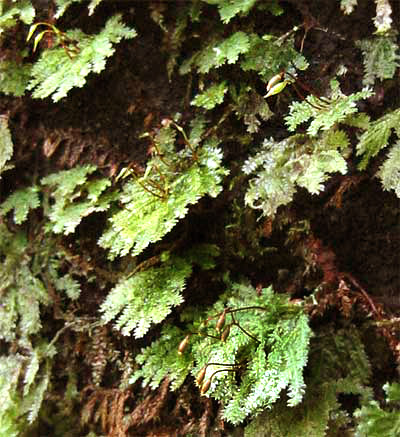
[264,80,288,98]
[216,310,226,333]
[266,72,285,91]
[220,325,231,342]
[178,335,190,354]
[200,378,212,395]
[196,366,207,385]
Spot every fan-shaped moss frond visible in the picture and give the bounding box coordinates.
[181,31,252,74]
[181,29,307,80]
[233,88,273,133]
[356,35,400,86]
[41,165,114,235]
[41,164,96,197]
[240,34,308,80]
[243,131,349,217]
[27,15,136,101]
[0,343,55,433]
[0,225,49,342]
[100,256,193,337]
[0,115,13,176]
[0,185,40,224]
[54,274,81,300]
[100,245,219,337]
[244,325,373,436]
[0,61,32,97]
[378,140,400,197]
[203,0,258,24]
[55,0,104,18]
[195,284,312,424]
[204,0,283,23]
[221,308,311,424]
[355,382,400,437]
[0,0,35,34]
[356,108,400,169]
[133,282,312,425]
[99,138,227,259]
[285,80,373,136]
[191,81,228,110]
[130,325,193,390]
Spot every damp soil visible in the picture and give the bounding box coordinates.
[1,1,399,436]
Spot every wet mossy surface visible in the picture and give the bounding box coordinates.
[0,1,399,435]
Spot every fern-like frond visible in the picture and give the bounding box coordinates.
[99,141,227,259]
[303,325,372,393]
[23,349,41,396]
[41,165,114,235]
[243,131,349,217]
[340,0,393,32]
[181,31,251,74]
[0,264,49,341]
[244,325,373,436]
[356,108,400,169]
[0,115,13,176]
[355,382,400,437]
[0,224,50,341]
[54,274,82,300]
[191,81,228,110]
[0,355,24,413]
[233,88,273,133]
[0,185,40,224]
[27,15,136,101]
[55,0,104,18]
[244,381,340,437]
[100,256,192,337]
[0,223,82,429]
[21,342,56,421]
[285,80,373,136]
[378,141,400,197]
[0,0,35,34]
[0,60,32,96]
[0,399,21,437]
[0,342,56,430]
[0,354,24,436]
[130,325,193,390]
[25,371,50,423]
[203,0,257,24]
[142,283,313,425]
[222,311,311,424]
[240,34,308,80]
[356,35,400,86]
[184,243,221,270]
